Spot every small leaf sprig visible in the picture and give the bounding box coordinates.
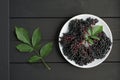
[15,26,53,70]
[85,25,103,45]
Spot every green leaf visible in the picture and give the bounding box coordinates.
[16,43,33,52]
[34,44,41,50]
[92,25,103,35]
[88,39,94,45]
[28,55,41,63]
[15,27,31,45]
[32,27,41,47]
[91,36,100,40]
[40,42,53,58]
[88,28,92,36]
[85,34,89,40]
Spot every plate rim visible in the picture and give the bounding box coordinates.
[58,14,113,68]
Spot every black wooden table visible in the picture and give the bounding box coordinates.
[0,0,120,80]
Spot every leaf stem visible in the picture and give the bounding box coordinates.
[34,50,51,70]
[34,50,40,55]
[41,58,51,70]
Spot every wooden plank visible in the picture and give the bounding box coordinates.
[10,40,120,62]
[10,18,67,41]
[0,0,9,80]
[10,18,120,62]
[10,0,120,17]
[10,63,120,80]
[10,18,120,41]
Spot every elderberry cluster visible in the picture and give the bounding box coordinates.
[60,17,111,66]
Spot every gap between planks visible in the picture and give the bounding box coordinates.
[10,61,120,64]
[10,17,120,19]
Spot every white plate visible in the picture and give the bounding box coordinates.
[58,14,113,68]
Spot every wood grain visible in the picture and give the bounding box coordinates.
[9,0,120,80]
[10,63,120,80]
[10,0,120,17]
[0,0,9,80]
